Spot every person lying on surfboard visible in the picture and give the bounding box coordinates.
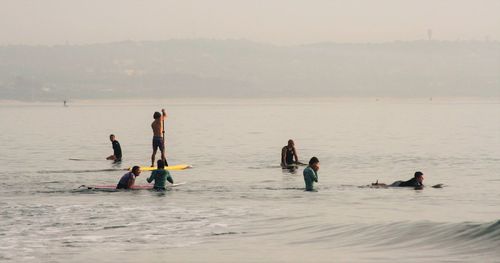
[106,134,122,162]
[151,109,168,167]
[389,171,424,189]
[116,166,141,189]
[303,157,320,191]
[147,160,174,191]
[281,139,303,168]
[371,171,437,190]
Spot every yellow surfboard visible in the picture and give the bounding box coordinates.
[128,164,192,171]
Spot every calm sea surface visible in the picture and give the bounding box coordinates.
[0,98,499,262]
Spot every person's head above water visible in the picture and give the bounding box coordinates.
[309,156,320,171]
[153,111,161,120]
[131,166,141,176]
[157,160,165,169]
[287,139,294,148]
[414,171,424,183]
[109,134,115,142]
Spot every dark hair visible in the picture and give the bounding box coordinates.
[414,171,423,177]
[110,134,115,138]
[153,111,161,119]
[132,166,140,173]
[157,160,165,169]
[309,157,319,166]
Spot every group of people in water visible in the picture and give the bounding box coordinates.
[280,139,427,191]
[106,109,168,166]
[106,109,428,192]
[117,160,174,191]
[105,109,173,190]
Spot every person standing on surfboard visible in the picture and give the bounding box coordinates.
[147,160,174,191]
[116,166,141,189]
[106,134,122,162]
[281,139,301,168]
[151,109,168,167]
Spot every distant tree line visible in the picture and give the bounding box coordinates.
[0,39,498,101]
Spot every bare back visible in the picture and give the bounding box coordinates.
[151,119,163,137]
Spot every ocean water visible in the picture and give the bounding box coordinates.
[0,98,499,262]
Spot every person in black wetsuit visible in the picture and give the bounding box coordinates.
[106,134,122,162]
[281,139,300,168]
[371,171,442,189]
[390,171,424,188]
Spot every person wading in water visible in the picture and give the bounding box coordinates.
[281,139,301,168]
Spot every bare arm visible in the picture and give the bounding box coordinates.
[161,109,168,121]
[293,147,299,163]
[281,147,287,167]
[161,109,168,137]
[127,177,136,188]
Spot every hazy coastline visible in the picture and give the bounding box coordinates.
[1,39,499,101]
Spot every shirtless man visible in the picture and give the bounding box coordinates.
[151,109,168,167]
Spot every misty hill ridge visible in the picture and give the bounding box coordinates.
[0,39,499,100]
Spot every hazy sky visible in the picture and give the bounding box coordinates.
[1,0,499,45]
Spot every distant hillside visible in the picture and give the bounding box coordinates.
[0,39,499,101]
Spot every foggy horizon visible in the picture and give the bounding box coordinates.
[1,0,499,46]
[1,37,500,48]
[1,39,498,101]
[0,0,499,101]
